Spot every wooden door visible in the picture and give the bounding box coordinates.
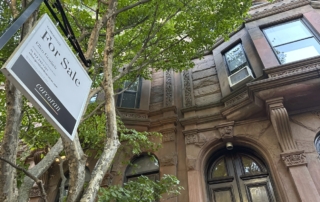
[207,149,276,202]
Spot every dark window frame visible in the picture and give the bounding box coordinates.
[117,77,142,109]
[262,18,320,65]
[223,42,252,75]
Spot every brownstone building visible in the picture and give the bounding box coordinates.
[30,0,320,201]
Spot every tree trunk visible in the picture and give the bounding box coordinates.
[62,134,87,202]
[0,1,38,201]
[18,138,63,202]
[80,0,120,201]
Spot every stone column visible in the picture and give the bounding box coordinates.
[266,97,320,202]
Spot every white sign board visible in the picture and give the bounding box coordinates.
[1,14,92,141]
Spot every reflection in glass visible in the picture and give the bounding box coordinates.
[263,20,320,64]
[225,44,248,73]
[264,20,312,46]
[274,38,320,64]
[212,158,228,178]
[241,156,261,174]
[249,186,269,202]
[126,156,159,176]
[214,189,233,202]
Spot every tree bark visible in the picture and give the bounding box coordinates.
[0,1,38,200]
[62,134,87,202]
[80,0,120,201]
[18,138,63,202]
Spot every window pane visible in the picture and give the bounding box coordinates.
[264,20,313,46]
[213,189,233,202]
[274,38,320,64]
[315,135,320,154]
[241,156,261,174]
[212,158,228,178]
[249,185,270,202]
[121,92,137,108]
[124,79,139,91]
[225,44,248,73]
[126,156,159,176]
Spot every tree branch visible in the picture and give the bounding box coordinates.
[58,157,67,202]
[0,157,47,202]
[114,0,151,16]
[113,16,149,35]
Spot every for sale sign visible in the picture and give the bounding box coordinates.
[1,14,92,141]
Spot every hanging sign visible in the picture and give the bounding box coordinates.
[1,14,92,141]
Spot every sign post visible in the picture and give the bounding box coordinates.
[1,14,92,141]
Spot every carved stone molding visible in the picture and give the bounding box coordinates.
[268,63,319,78]
[162,132,175,142]
[246,0,309,23]
[121,112,148,119]
[224,91,249,107]
[164,70,173,107]
[101,172,114,187]
[159,154,177,167]
[266,97,298,152]
[187,156,197,171]
[217,121,235,141]
[29,187,41,198]
[281,150,307,167]
[185,133,207,147]
[182,70,193,107]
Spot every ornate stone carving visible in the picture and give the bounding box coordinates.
[217,121,234,141]
[266,97,298,152]
[246,0,309,22]
[101,173,114,187]
[225,92,249,107]
[162,132,175,142]
[269,64,319,78]
[121,113,148,119]
[182,70,193,107]
[187,156,197,171]
[159,154,177,167]
[185,134,198,144]
[281,150,307,167]
[184,133,207,147]
[165,70,173,107]
[29,187,41,198]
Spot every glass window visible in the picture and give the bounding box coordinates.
[263,19,320,64]
[315,134,320,155]
[117,77,142,108]
[224,43,249,74]
[125,155,159,181]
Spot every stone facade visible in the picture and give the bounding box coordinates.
[30,1,320,201]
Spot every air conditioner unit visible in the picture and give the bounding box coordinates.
[228,66,254,90]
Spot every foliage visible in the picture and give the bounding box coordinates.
[99,174,183,202]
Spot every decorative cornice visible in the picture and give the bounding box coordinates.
[311,0,320,9]
[179,113,223,126]
[150,116,177,127]
[281,150,307,167]
[182,127,216,136]
[224,91,249,107]
[246,0,309,23]
[180,102,223,114]
[148,106,177,117]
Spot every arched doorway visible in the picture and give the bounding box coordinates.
[206,148,276,202]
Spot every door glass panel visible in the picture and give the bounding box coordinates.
[213,189,233,202]
[249,185,270,202]
[212,158,228,178]
[241,156,261,174]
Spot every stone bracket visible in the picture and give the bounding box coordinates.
[281,150,307,167]
[216,121,235,141]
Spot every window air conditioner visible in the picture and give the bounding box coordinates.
[228,66,254,90]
